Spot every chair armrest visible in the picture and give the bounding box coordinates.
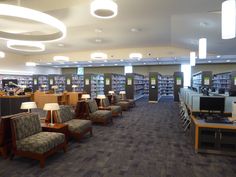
[98,107,111,110]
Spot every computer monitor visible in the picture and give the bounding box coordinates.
[200,96,225,114]
[218,88,225,94]
[2,79,18,88]
[229,90,236,96]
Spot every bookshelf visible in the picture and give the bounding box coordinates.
[159,75,174,96]
[212,71,236,92]
[33,75,49,92]
[192,71,212,92]
[144,76,149,95]
[173,72,184,101]
[84,74,104,99]
[104,73,125,94]
[0,74,33,90]
[64,74,84,92]
[126,73,145,100]
[48,75,66,92]
[149,72,161,102]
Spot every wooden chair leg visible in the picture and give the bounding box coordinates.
[40,158,45,168]
[90,129,93,136]
[63,144,67,153]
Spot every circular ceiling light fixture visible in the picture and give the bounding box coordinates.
[7,40,45,52]
[53,56,70,62]
[91,52,108,60]
[25,62,37,67]
[0,51,5,58]
[0,4,66,42]
[90,0,118,19]
[129,53,143,60]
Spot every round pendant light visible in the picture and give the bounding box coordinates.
[90,0,118,19]
[7,40,45,52]
[90,52,108,60]
[0,51,5,58]
[0,4,66,42]
[53,56,70,62]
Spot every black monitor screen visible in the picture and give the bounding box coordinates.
[2,79,18,88]
[200,96,225,113]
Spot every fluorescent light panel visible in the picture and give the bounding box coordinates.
[199,38,207,59]
[190,52,196,66]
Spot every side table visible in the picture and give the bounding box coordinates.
[41,123,69,143]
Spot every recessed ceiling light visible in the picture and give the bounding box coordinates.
[91,52,108,60]
[53,56,69,62]
[130,28,141,32]
[101,64,105,66]
[88,65,92,67]
[129,53,142,60]
[57,43,65,47]
[217,55,221,58]
[95,38,102,43]
[156,57,159,60]
[208,60,212,63]
[90,0,118,19]
[226,59,231,62]
[114,63,118,66]
[104,59,108,62]
[143,62,146,65]
[120,59,124,62]
[0,51,5,58]
[25,62,37,67]
[73,61,78,64]
[47,63,52,65]
[88,61,93,63]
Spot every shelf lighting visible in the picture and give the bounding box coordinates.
[90,0,118,19]
[53,56,70,62]
[190,52,196,66]
[7,40,45,52]
[0,4,66,42]
[222,0,236,39]
[199,38,207,59]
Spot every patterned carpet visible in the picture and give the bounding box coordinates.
[0,96,236,177]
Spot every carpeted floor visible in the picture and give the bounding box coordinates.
[0,96,236,177]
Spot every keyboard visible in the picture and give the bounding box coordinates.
[205,117,233,124]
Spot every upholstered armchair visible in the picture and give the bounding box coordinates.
[54,105,93,141]
[103,97,122,117]
[86,100,113,125]
[114,94,130,111]
[10,113,67,168]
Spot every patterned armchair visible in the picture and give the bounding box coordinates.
[54,105,92,141]
[103,97,122,117]
[10,113,67,168]
[114,94,130,111]
[86,100,113,125]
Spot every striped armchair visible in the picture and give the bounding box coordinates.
[10,113,67,168]
[103,97,122,117]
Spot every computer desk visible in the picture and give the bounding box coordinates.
[191,115,236,155]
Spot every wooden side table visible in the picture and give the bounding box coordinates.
[41,123,69,143]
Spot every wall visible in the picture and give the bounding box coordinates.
[61,68,77,74]
[133,65,181,76]
[84,66,124,75]
[192,63,236,75]
[0,52,61,75]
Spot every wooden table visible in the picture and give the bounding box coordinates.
[41,123,69,143]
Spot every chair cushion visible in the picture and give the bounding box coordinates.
[11,113,42,140]
[65,119,92,133]
[90,110,112,121]
[104,97,110,107]
[56,105,74,123]
[87,100,98,113]
[109,105,121,114]
[16,132,65,154]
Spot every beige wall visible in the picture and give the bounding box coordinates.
[192,63,236,75]
[133,65,181,76]
[84,66,124,75]
[61,68,77,74]
[0,52,61,75]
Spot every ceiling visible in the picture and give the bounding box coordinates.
[0,0,236,66]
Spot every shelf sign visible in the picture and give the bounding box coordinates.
[49,79,53,85]
[204,77,210,85]
[127,78,132,85]
[151,77,156,85]
[234,77,236,85]
[33,79,37,85]
[105,78,110,85]
[85,79,90,85]
[66,78,71,85]
[176,77,182,85]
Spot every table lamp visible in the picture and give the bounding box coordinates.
[81,94,90,100]
[43,103,60,126]
[108,90,115,103]
[41,84,47,93]
[20,102,37,113]
[51,85,58,94]
[72,85,78,92]
[20,85,27,90]
[119,91,126,100]
[97,94,106,108]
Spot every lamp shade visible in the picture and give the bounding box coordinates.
[108,91,114,94]
[21,102,37,110]
[97,94,106,99]
[20,85,27,89]
[41,84,47,88]
[72,85,78,88]
[43,103,60,111]
[81,94,91,99]
[51,85,58,89]
[119,91,126,94]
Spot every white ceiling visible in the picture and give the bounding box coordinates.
[0,0,236,64]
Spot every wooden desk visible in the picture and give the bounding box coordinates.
[34,93,62,108]
[0,95,31,116]
[66,92,83,106]
[191,115,236,155]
